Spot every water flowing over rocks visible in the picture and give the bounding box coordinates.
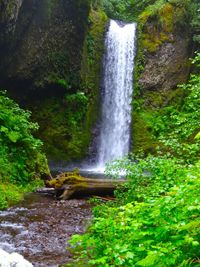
[0,194,91,267]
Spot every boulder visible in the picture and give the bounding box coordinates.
[0,249,33,267]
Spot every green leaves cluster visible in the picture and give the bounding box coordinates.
[69,160,200,267]
[95,0,193,24]
[106,155,186,204]
[189,0,200,43]
[0,91,49,185]
[96,0,156,22]
[0,179,44,210]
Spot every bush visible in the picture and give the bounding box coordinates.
[0,91,49,185]
[69,161,200,266]
[106,155,187,204]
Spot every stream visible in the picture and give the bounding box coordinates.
[0,193,91,267]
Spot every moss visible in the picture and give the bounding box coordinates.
[81,8,108,96]
[79,8,108,150]
[48,170,86,189]
[142,31,170,53]
[33,8,108,162]
[138,2,188,53]
[0,179,44,210]
[132,110,158,155]
[132,86,187,155]
[32,95,88,161]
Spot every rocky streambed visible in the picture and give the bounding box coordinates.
[0,193,91,267]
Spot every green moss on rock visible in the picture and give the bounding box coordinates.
[80,8,108,143]
[131,1,192,156]
[132,111,157,155]
[139,2,190,53]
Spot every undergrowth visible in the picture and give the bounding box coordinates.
[0,91,49,209]
[0,179,44,210]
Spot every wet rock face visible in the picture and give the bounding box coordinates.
[0,0,24,38]
[139,31,191,94]
[0,0,90,99]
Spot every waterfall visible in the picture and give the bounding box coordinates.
[96,19,137,169]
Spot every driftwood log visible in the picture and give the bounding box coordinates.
[46,170,125,200]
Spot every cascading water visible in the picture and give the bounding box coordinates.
[96,19,137,170]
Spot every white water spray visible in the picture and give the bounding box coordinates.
[96,20,137,170]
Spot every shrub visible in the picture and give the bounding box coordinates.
[69,162,200,266]
[0,91,49,185]
[106,155,187,204]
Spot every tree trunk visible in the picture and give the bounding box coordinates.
[46,170,125,200]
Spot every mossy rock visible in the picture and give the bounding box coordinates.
[132,110,158,155]
[138,2,189,53]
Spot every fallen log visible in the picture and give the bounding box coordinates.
[46,169,125,200]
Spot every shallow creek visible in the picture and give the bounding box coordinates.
[0,193,91,267]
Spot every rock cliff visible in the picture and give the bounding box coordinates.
[0,0,90,99]
[132,2,193,154]
[0,0,194,160]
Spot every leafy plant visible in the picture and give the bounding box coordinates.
[69,161,200,266]
[106,155,187,204]
[0,179,44,210]
[0,91,49,185]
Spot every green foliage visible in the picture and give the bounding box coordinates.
[0,91,49,185]
[106,155,186,204]
[69,160,200,266]
[57,79,68,89]
[98,0,156,22]
[65,92,88,123]
[189,0,200,44]
[64,92,89,157]
[0,179,44,210]
[132,53,200,160]
[0,183,22,210]
[96,0,192,26]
